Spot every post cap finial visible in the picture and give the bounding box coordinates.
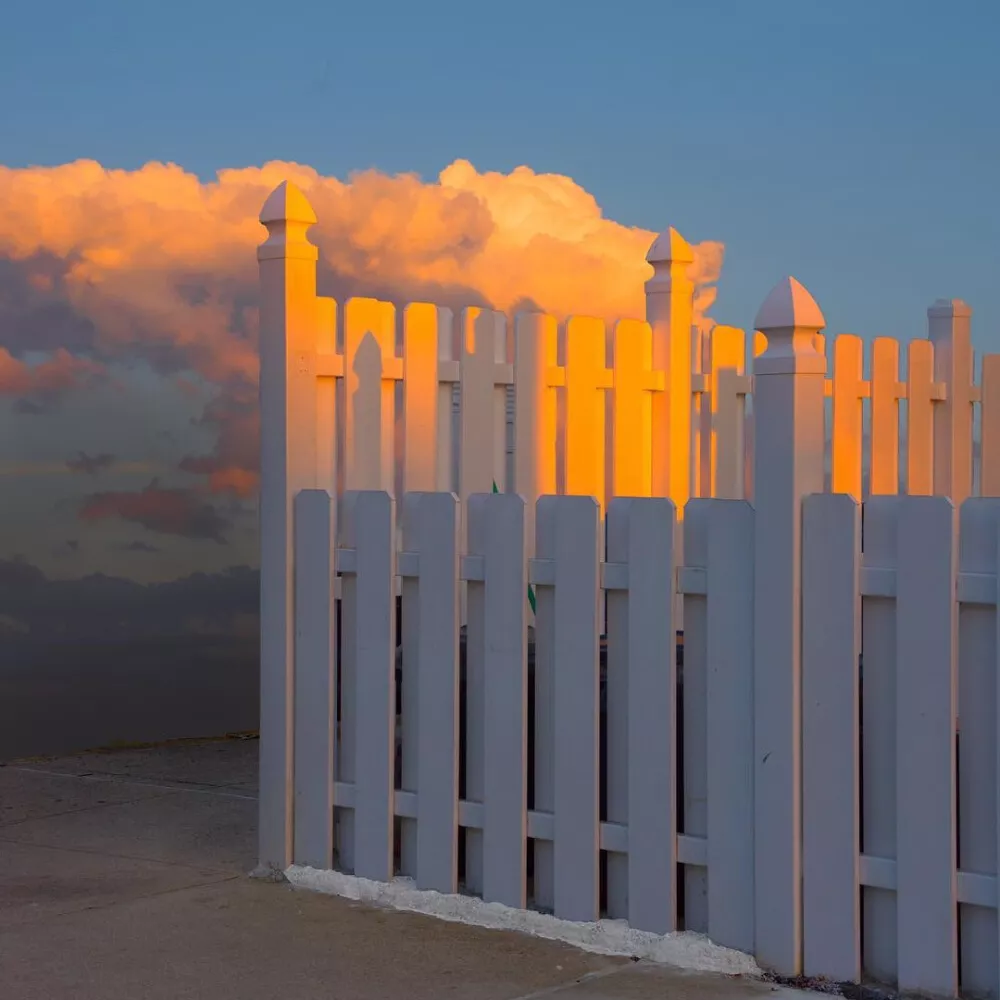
[646,226,694,266]
[753,277,826,375]
[260,181,317,226]
[258,181,319,262]
[754,276,825,332]
[928,298,972,319]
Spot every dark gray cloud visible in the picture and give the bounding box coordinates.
[67,451,116,476]
[0,556,257,640]
[117,540,161,553]
[0,254,99,357]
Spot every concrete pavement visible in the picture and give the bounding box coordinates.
[0,736,813,999]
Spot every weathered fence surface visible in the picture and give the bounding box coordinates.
[257,181,1000,998]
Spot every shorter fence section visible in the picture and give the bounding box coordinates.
[281,488,1000,1000]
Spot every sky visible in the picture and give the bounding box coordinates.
[0,0,997,638]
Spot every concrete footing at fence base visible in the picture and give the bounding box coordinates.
[284,864,759,976]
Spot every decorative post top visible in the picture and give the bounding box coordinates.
[753,276,826,376]
[645,226,694,294]
[646,226,694,266]
[258,181,319,262]
[928,298,972,321]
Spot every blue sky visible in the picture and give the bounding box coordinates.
[2,0,997,344]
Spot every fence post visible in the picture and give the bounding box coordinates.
[645,227,694,508]
[256,181,319,875]
[928,299,974,504]
[752,276,827,975]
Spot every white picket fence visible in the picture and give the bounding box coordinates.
[256,181,1000,996]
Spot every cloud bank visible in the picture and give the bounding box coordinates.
[0,158,724,547]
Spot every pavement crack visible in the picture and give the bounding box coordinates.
[508,962,636,999]
[2,872,242,929]
[0,786,180,831]
[1,765,257,801]
[0,832,245,879]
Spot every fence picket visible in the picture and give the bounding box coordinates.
[607,497,677,933]
[802,493,861,981]
[869,338,901,495]
[896,496,958,997]
[343,298,398,492]
[564,317,612,508]
[605,510,630,922]
[341,491,396,882]
[907,340,937,496]
[534,496,601,922]
[459,308,509,507]
[513,312,558,574]
[859,496,899,984]
[292,489,336,869]
[681,502,709,932]
[996,513,1000,996]
[399,503,419,877]
[710,327,749,501]
[467,493,529,908]
[402,493,460,892]
[705,499,756,954]
[315,296,339,495]
[981,356,1000,497]
[403,304,451,493]
[830,335,866,498]
[611,319,659,499]
[956,500,1000,994]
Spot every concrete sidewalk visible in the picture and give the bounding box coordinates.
[0,736,809,1000]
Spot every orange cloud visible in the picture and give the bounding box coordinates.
[0,158,725,496]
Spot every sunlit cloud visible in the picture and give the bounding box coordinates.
[0,157,725,521]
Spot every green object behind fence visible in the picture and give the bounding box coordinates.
[493,480,536,614]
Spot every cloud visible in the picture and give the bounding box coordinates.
[0,158,725,507]
[118,540,161,553]
[0,347,102,412]
[79,479,230,543]
[66,451,116,476]
[0,555,257,640]
[178,381,258,497]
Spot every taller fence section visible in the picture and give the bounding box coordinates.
[256,186,1000,533]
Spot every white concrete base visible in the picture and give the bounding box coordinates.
[285,865,761,977]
